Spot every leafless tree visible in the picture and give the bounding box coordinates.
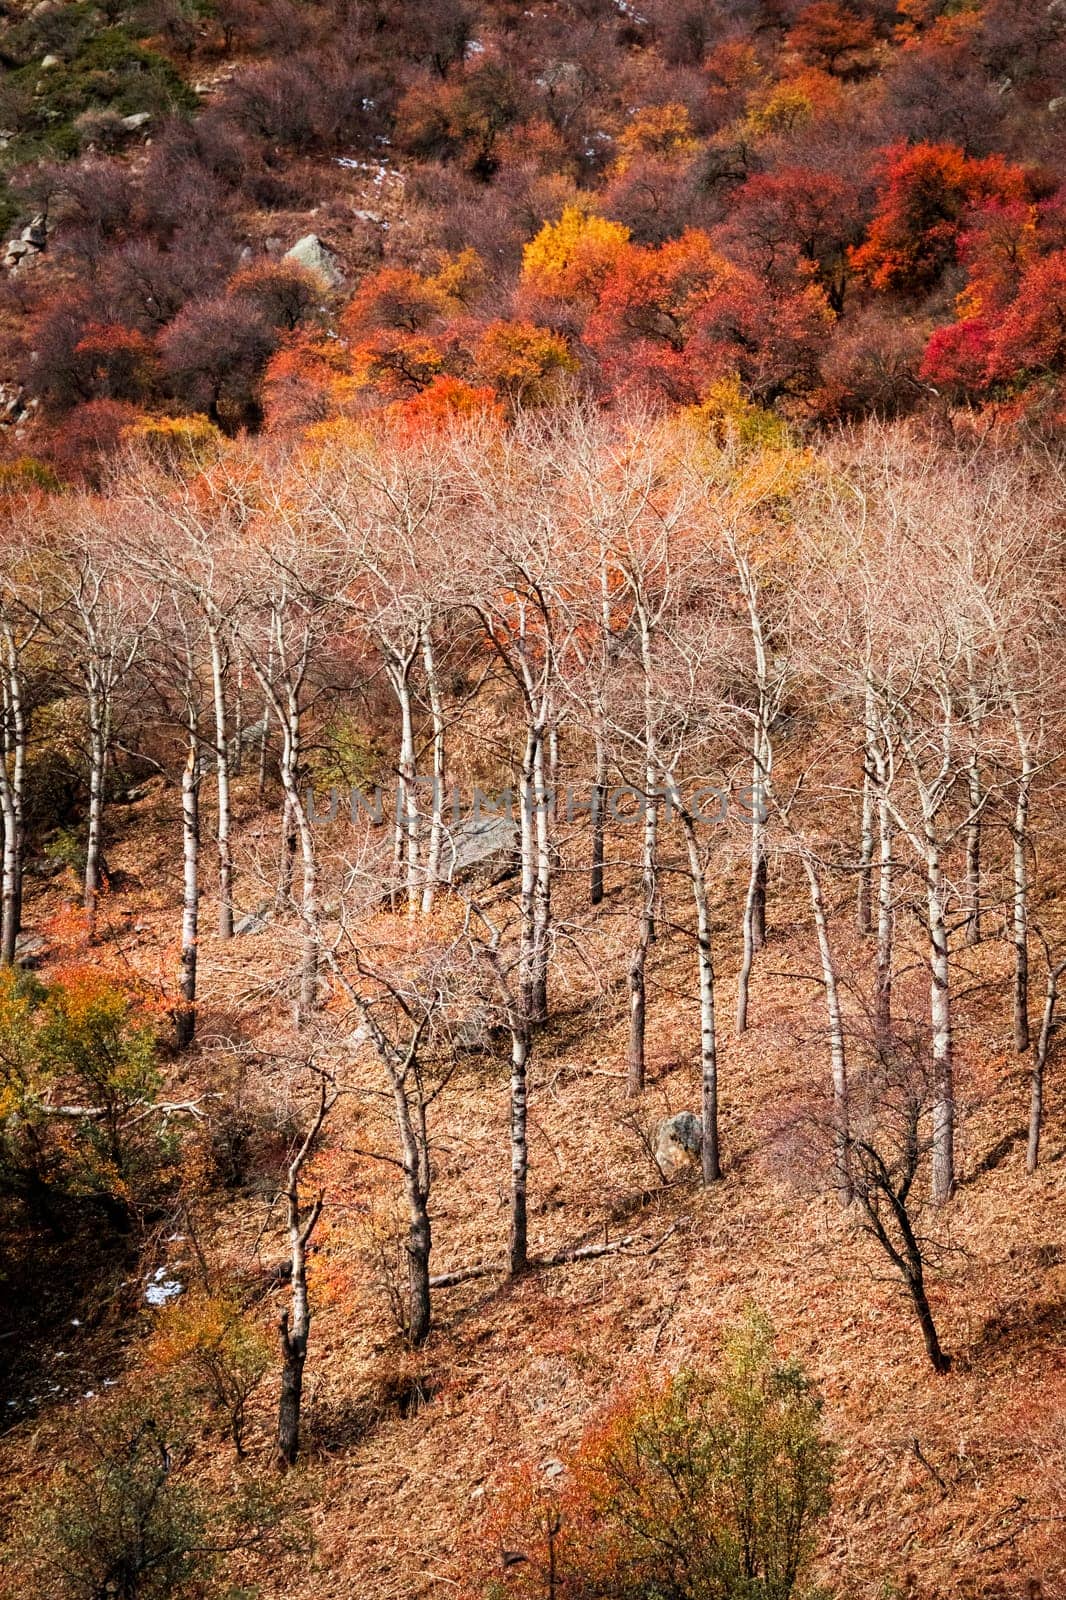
[0,506,42,965]
[44,500,153,939]
[847,1041,953,1373]
[276,1063,337,1469]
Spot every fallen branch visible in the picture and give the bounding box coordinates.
[428,1261,498,1289]
[429,1224,677,1289]
[40,1096,216,1123]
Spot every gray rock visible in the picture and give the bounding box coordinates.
[122,775,164,803]
[282,233,344,288]
[655,1112,703,1178]
[15,931,46,968]
[451,1009,496,1054]
[199,717,266,773]
[5,240,30,260]
[21,214,47,248]
[234,900,273,936]
[40,53,60,68]
[1050,95,1066,114]
[441,814,519,884]
[0,384,25,422]
[121,112,152,131]
[27,854,63,879]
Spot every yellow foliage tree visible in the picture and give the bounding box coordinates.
[521,206,631,301]
[474,319,578,408]
[614,103,700,172]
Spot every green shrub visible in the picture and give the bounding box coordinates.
[0,968,168,1227]
[478,1311,834,1600]
[24,1381,281,1600]
[311,711,387,792]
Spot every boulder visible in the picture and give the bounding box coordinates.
[14,931,46,968]
[40,53,60,69]
[282,233,344,288]
[234,900,273,936]
[199,717,266,773]
[655,1111,703,1178]
[0,384,26,423]
[121,112,152,131]
[347,1019,373,1051]
[1050,95,1066,114]
[21,214,47,248]
[441,814,519,884]
[451,1009,497,1054]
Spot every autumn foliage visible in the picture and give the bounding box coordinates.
[467,1314,833,1600]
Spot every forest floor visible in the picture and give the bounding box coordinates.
[1,772,1064,1600]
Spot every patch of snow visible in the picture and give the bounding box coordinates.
[465,38,485,55]
[144,1265,183,1307]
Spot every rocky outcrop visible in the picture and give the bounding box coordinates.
[4,213,48,272]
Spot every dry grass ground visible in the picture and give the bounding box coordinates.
[1,774,1064,1600]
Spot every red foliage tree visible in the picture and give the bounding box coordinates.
[986,250,1066,382]
[852,142,1031,295]
[342,266,446,338]
[44,399,143,485]
[261,333,355,433]
[387,373,503,432]
[72,324,159,403]
[581,228,833,405]
[919,316,994,395]
[721,166,865,312]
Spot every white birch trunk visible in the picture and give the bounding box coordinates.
[627,604,658,1095]
[176,733,200,1051]
[1012,763,1033,1055]
[531,710,552,1023]
[858,677,876,935]
[926,838,954,1205]
[392,664,420,915]
[875,775,893,1043]
[0,625,26,966]
[84,683,110,938]
[681,812,720,1182]
[420,626,446,916]
[209,627,234,939]
[801,850,851,1203]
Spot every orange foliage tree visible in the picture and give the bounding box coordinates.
[853,143,1032,295]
